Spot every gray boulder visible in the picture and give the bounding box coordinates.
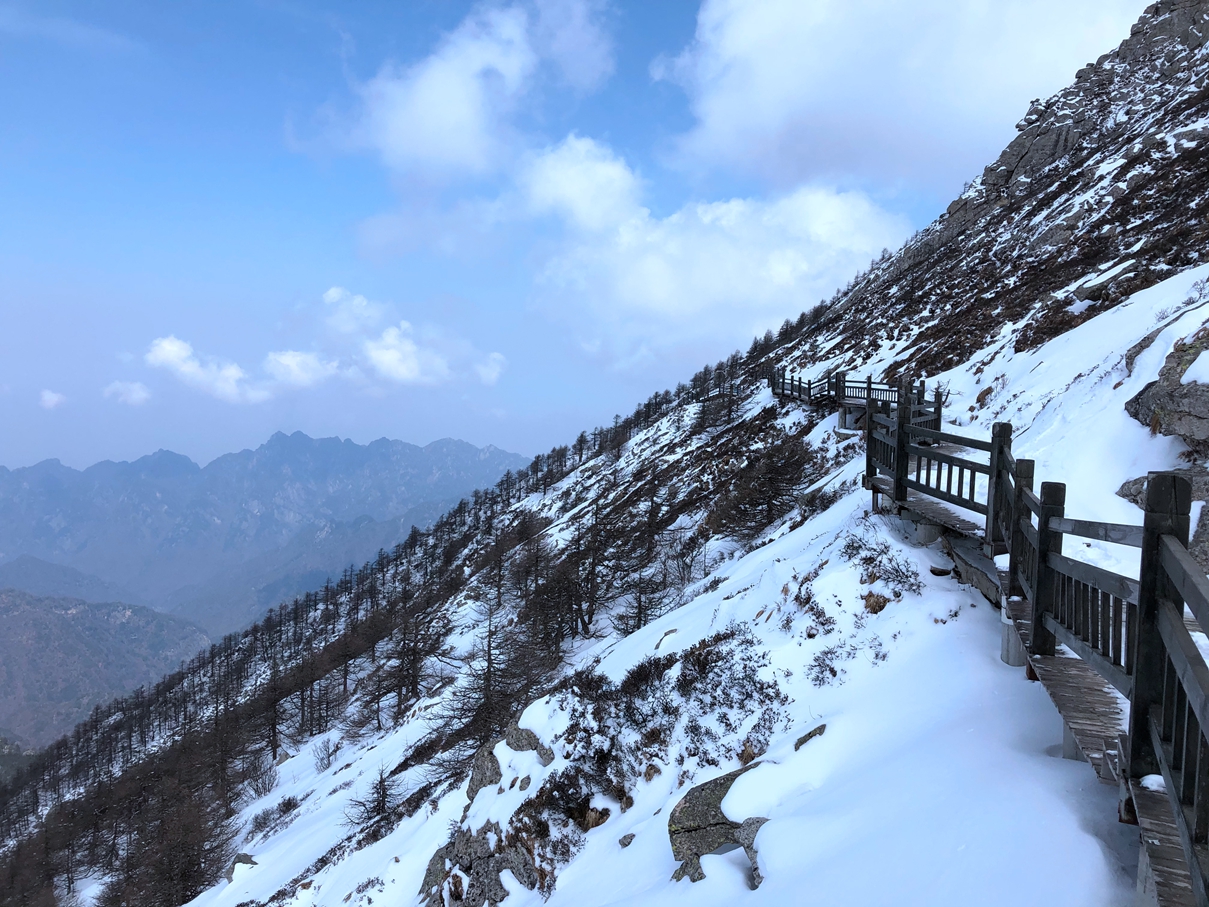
[504,720,555,766]
[668,763,768,888]
[1118,469,1209,571]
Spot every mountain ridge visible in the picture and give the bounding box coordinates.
[0,431,528,633]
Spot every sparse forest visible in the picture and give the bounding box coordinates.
[0,310,834,907]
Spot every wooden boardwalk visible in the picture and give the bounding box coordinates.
[778,368,1209,905]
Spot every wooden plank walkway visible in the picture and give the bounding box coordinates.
[1132,780,1198,907]
[870,474,984,538]
[1003,596,1125,783]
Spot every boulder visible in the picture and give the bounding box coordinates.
[1117,469,1209,571]
[667,763,768,888]
[466,744,503,804]
[224,852,257,884]
[1125,324,1209,453]
[504,720,555,767]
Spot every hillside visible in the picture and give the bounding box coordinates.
[4,2,1209,907]
[0,590,211,747]
[0,557,146,608]
[0,432,528,633]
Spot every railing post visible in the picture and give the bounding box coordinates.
[934,386,943,428]
[893,379,911,503]
[985,423,1011,556]
[1127,472,1193,779]
[865,396,877,502]
[916,381,925,406]
[1029,481,1065,657]
[1008,458,1034,600]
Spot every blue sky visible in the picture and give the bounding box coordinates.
[0,0,1144,468]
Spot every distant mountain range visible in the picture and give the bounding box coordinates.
[0,589,211,747]
[0,432,528,634]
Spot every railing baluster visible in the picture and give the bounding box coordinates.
[1183,707,1199,806]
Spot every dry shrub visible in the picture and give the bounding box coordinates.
[863,592,890,614]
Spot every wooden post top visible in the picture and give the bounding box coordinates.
[1040,481,1066,507]
[1144,471,1192,516]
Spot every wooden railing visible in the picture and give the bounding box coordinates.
[859,389,1209,902]
[771,370,943,431]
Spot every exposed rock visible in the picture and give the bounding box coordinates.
[668,762,768,888]
[518,775,531,791]
[619,833,635,848]
[418,821,540,907]
[274,751,292,766]
[504,720,555,767]
[1126,322,1209,452]
[794,724,827,751]
[1117,468,1209,570]
[466,744,503,804]
[224,852,257,884]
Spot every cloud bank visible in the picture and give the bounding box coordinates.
[657,0,1142,188]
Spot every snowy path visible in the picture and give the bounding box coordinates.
[512,592,1137,907]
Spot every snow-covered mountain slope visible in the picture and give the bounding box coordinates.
[12,4,1209,907]
[812,0,1209,377]
[173,263,1209,907]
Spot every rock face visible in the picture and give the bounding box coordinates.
[466,743,504,805]
[1126,323,1209,453]
[667,763,768,888]
[504,721,556,766]
[428,721,560,905]
[465,721,554,807]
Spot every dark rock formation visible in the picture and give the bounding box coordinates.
[419,821,540,907]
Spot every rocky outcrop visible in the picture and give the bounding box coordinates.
[801,0,1209,381]
[466,744,504,805]
[224,852,257,884]
[419,821,540,907]
[1126,323,1209,453]
[668,763,768,888]
[504,721,555,766]
[465,721,555,807]
[1117,469,1209,570]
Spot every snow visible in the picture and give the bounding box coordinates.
[1182,349,1209,385]
[161,263,1209,907]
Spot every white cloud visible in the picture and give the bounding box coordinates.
[350,6,538,178]
[341,1,614,180]
[364,322,451,385]
[145,336,269,404]
[264,351,338,387]
[475,352,508,385]
[532,0,614,91]
[323,286,383,334]
[103,380,150,405]
[536,180,910,352]
[39,389,66,410]
[523,134,642,232]
[658,0,1142,189]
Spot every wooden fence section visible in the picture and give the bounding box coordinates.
[771,369,942,432]
[788,372,1209,905]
